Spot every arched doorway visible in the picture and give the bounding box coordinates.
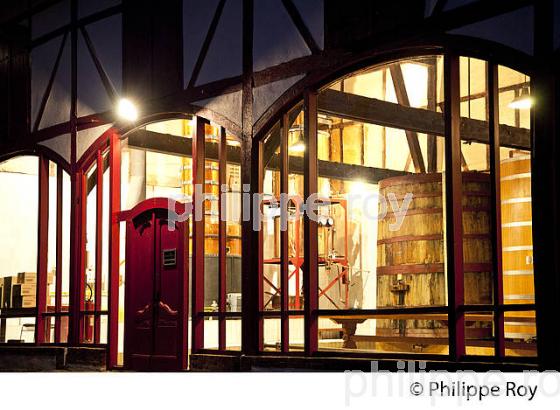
[76,115,243,369]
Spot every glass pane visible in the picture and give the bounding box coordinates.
[498,66,535,357]
[59,315,69,343]
[0,317,36,344]
[102,156,110,311]
[289,315,304,352]
[85,163,97,317]
[226,318,242,351]
[498,66,534,307]
[204,316,219,350]
[204,123,220,311]
[287,106,305,311]
[61,172,71,312]
[318,315,448,354]
[459,57,493,306]
[263,318,281,352]
[226,135,242,312]
[0,156,39,314]
[262,124,281,312]
[82,314,94,344]
[464,311,495,356]
[99,315,108,344]
[505,310,536,357]
[47,162,57,311]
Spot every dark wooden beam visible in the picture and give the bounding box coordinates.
[33,31,68,132]
[389,64,425,173]
[126,128,407,185]
[241,0,259,356]
[281,0,320,54]
[126,128,237,160]
[431,0,448,15]
[187,0,226,88]
[426,57,438,173]
[318,89,531,150]
[79,26,118,101]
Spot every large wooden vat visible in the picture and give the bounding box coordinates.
[376,172,493,339]
[500,155,535,341]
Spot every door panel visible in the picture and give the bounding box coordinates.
[124,207,188,371]
[125,213,156,370]
[152,216,187,370]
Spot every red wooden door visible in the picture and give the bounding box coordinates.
[124,206,188,371]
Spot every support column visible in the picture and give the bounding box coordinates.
[444,53,465,360]
[241,0,259,356]
[303,91,318,355]
[532,0,560,370]
[488,63,506,357]
[192,117,207,352]
[35,155,49,344]
[108,133,121,368]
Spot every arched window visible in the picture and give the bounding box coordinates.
[0,155,71,344]
[258,55,535,359]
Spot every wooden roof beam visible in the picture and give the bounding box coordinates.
[318,89,531,150]
[389,64,426,173]
[125,129,407,185]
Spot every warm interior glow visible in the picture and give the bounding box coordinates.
[508,88,533,109]
[289,126,305,153]
[289,140,305,153]
[117,98,139,121]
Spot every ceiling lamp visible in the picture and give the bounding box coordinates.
[508,78,532,110]
[289,125,305,153]
[289,137,306,153]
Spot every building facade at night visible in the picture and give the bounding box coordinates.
[0,0,560,371]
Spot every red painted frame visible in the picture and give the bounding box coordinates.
[191,117,206,352]
[108,132,121,367]
[35,156,49,344]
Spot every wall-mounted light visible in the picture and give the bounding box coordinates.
[116,98,139,121]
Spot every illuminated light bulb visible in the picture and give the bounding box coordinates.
[508,86,533,110]
[117,98,139,121]
[289,139,306,153]
[349,180,366,197]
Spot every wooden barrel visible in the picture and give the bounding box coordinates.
[500,155,535,341]
[376,172,493,339]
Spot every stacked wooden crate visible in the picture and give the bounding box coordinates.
[1,272,55,309]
